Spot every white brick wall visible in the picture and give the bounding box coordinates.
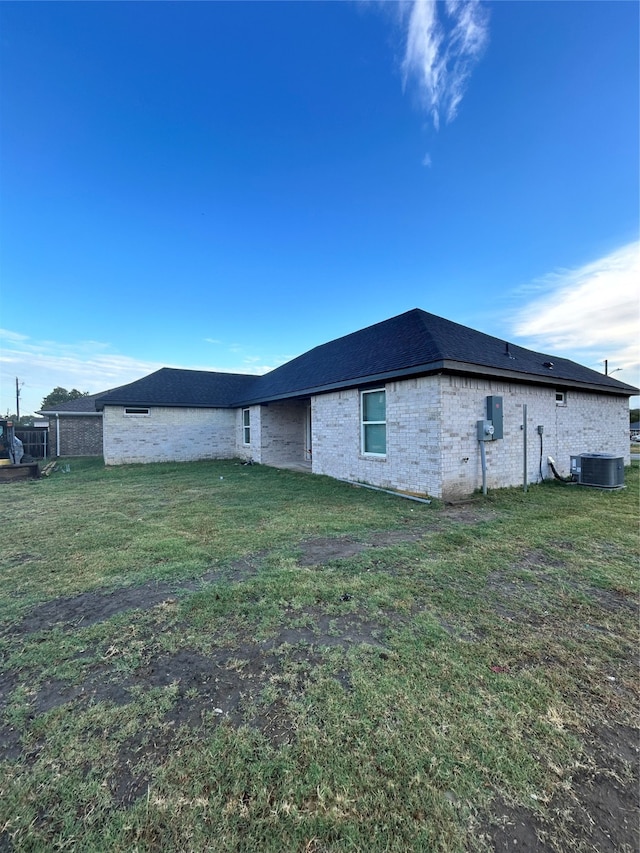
[103,406,236,465]
[260,400,307,466]
[310,376,631,500]
[234,401,308,466]
[311,379,443,496]
[103,378,631,499]
[440,376,630,498]
[235,405,262,463]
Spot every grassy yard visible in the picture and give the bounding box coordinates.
[1,458,638,852]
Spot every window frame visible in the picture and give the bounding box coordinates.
[360,388,387,456]
[555,390,567,406]
[242,408,251,445]
[124,407,150,417]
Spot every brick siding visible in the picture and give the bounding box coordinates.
[50,415,103,457]
[310,376,630,500]
[103,406,236,465]
[101,378,631,499]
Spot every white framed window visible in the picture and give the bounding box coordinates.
[242,408,251,445]
[361,389,386,455]
[124,407,150,416]
[555,390,566,406]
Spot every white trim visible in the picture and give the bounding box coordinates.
[242,408,251,445]
[360,388,386,456]
[39,411,102,417]
[304,403,312,462]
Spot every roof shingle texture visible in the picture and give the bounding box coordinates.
[235,309,637,402]
[39,393,106,414]
[96,369,258,409]
[94,309,637,410]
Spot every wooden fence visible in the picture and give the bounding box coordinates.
[16,429,49,459]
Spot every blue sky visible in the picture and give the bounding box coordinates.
[1,0,638,416]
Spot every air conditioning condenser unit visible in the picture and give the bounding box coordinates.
[570,453,624,489]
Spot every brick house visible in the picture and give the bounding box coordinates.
[39,394,104,458]
[95,309,637,500]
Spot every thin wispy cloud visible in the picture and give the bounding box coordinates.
[511,241,640,386]
[0,333,277,416]
[0,329,29,344]
[0,335,164,415]
[401,0,489,129]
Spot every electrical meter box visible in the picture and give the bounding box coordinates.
[486,396,503,439]
[477,420,495,441]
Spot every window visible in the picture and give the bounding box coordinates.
[124,407,149,416]
[555,391,566,406]
[361,389,386,455]
[242,408,251,445]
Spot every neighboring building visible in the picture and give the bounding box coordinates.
[94,309,637,500]
[39,394,105,457]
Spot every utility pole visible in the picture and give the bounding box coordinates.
[15,377,20,421]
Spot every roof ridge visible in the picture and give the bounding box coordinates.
[88,308,637,410]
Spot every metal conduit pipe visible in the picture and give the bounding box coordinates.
[480,439,487,495]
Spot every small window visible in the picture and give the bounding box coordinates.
[242,409,251,445]
[361,389,386,455]
[555,391,566,406]
[124,407,150,416]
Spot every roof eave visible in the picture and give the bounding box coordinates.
[38,409,102,416]
[442,361,638,395]
[234,359,638,405]
[95,400,236,411]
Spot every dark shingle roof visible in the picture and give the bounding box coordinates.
[95,309,638,410]
[39,393,106,414]
[234,308,638,403]
[95,368,258,410]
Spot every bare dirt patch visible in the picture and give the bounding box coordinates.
[478,724,639,853]
[2,520,637,850]
[5,606,397,810]
[7,556,263,637]
[484,549,639,628]
[296,529,432,566]
[8,514,496,636]
[296,508,495,567]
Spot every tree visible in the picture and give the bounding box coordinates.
[2,412,36,428]
[40,387,90,409]
[630,408,640,424]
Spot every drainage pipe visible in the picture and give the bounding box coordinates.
[337,479,431,504]
[480,440,487,495]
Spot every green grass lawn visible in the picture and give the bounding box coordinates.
[1,458,638,852]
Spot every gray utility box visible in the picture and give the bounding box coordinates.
[477,420,495,441]
[570,453,624,488]
[486,396,503,439]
